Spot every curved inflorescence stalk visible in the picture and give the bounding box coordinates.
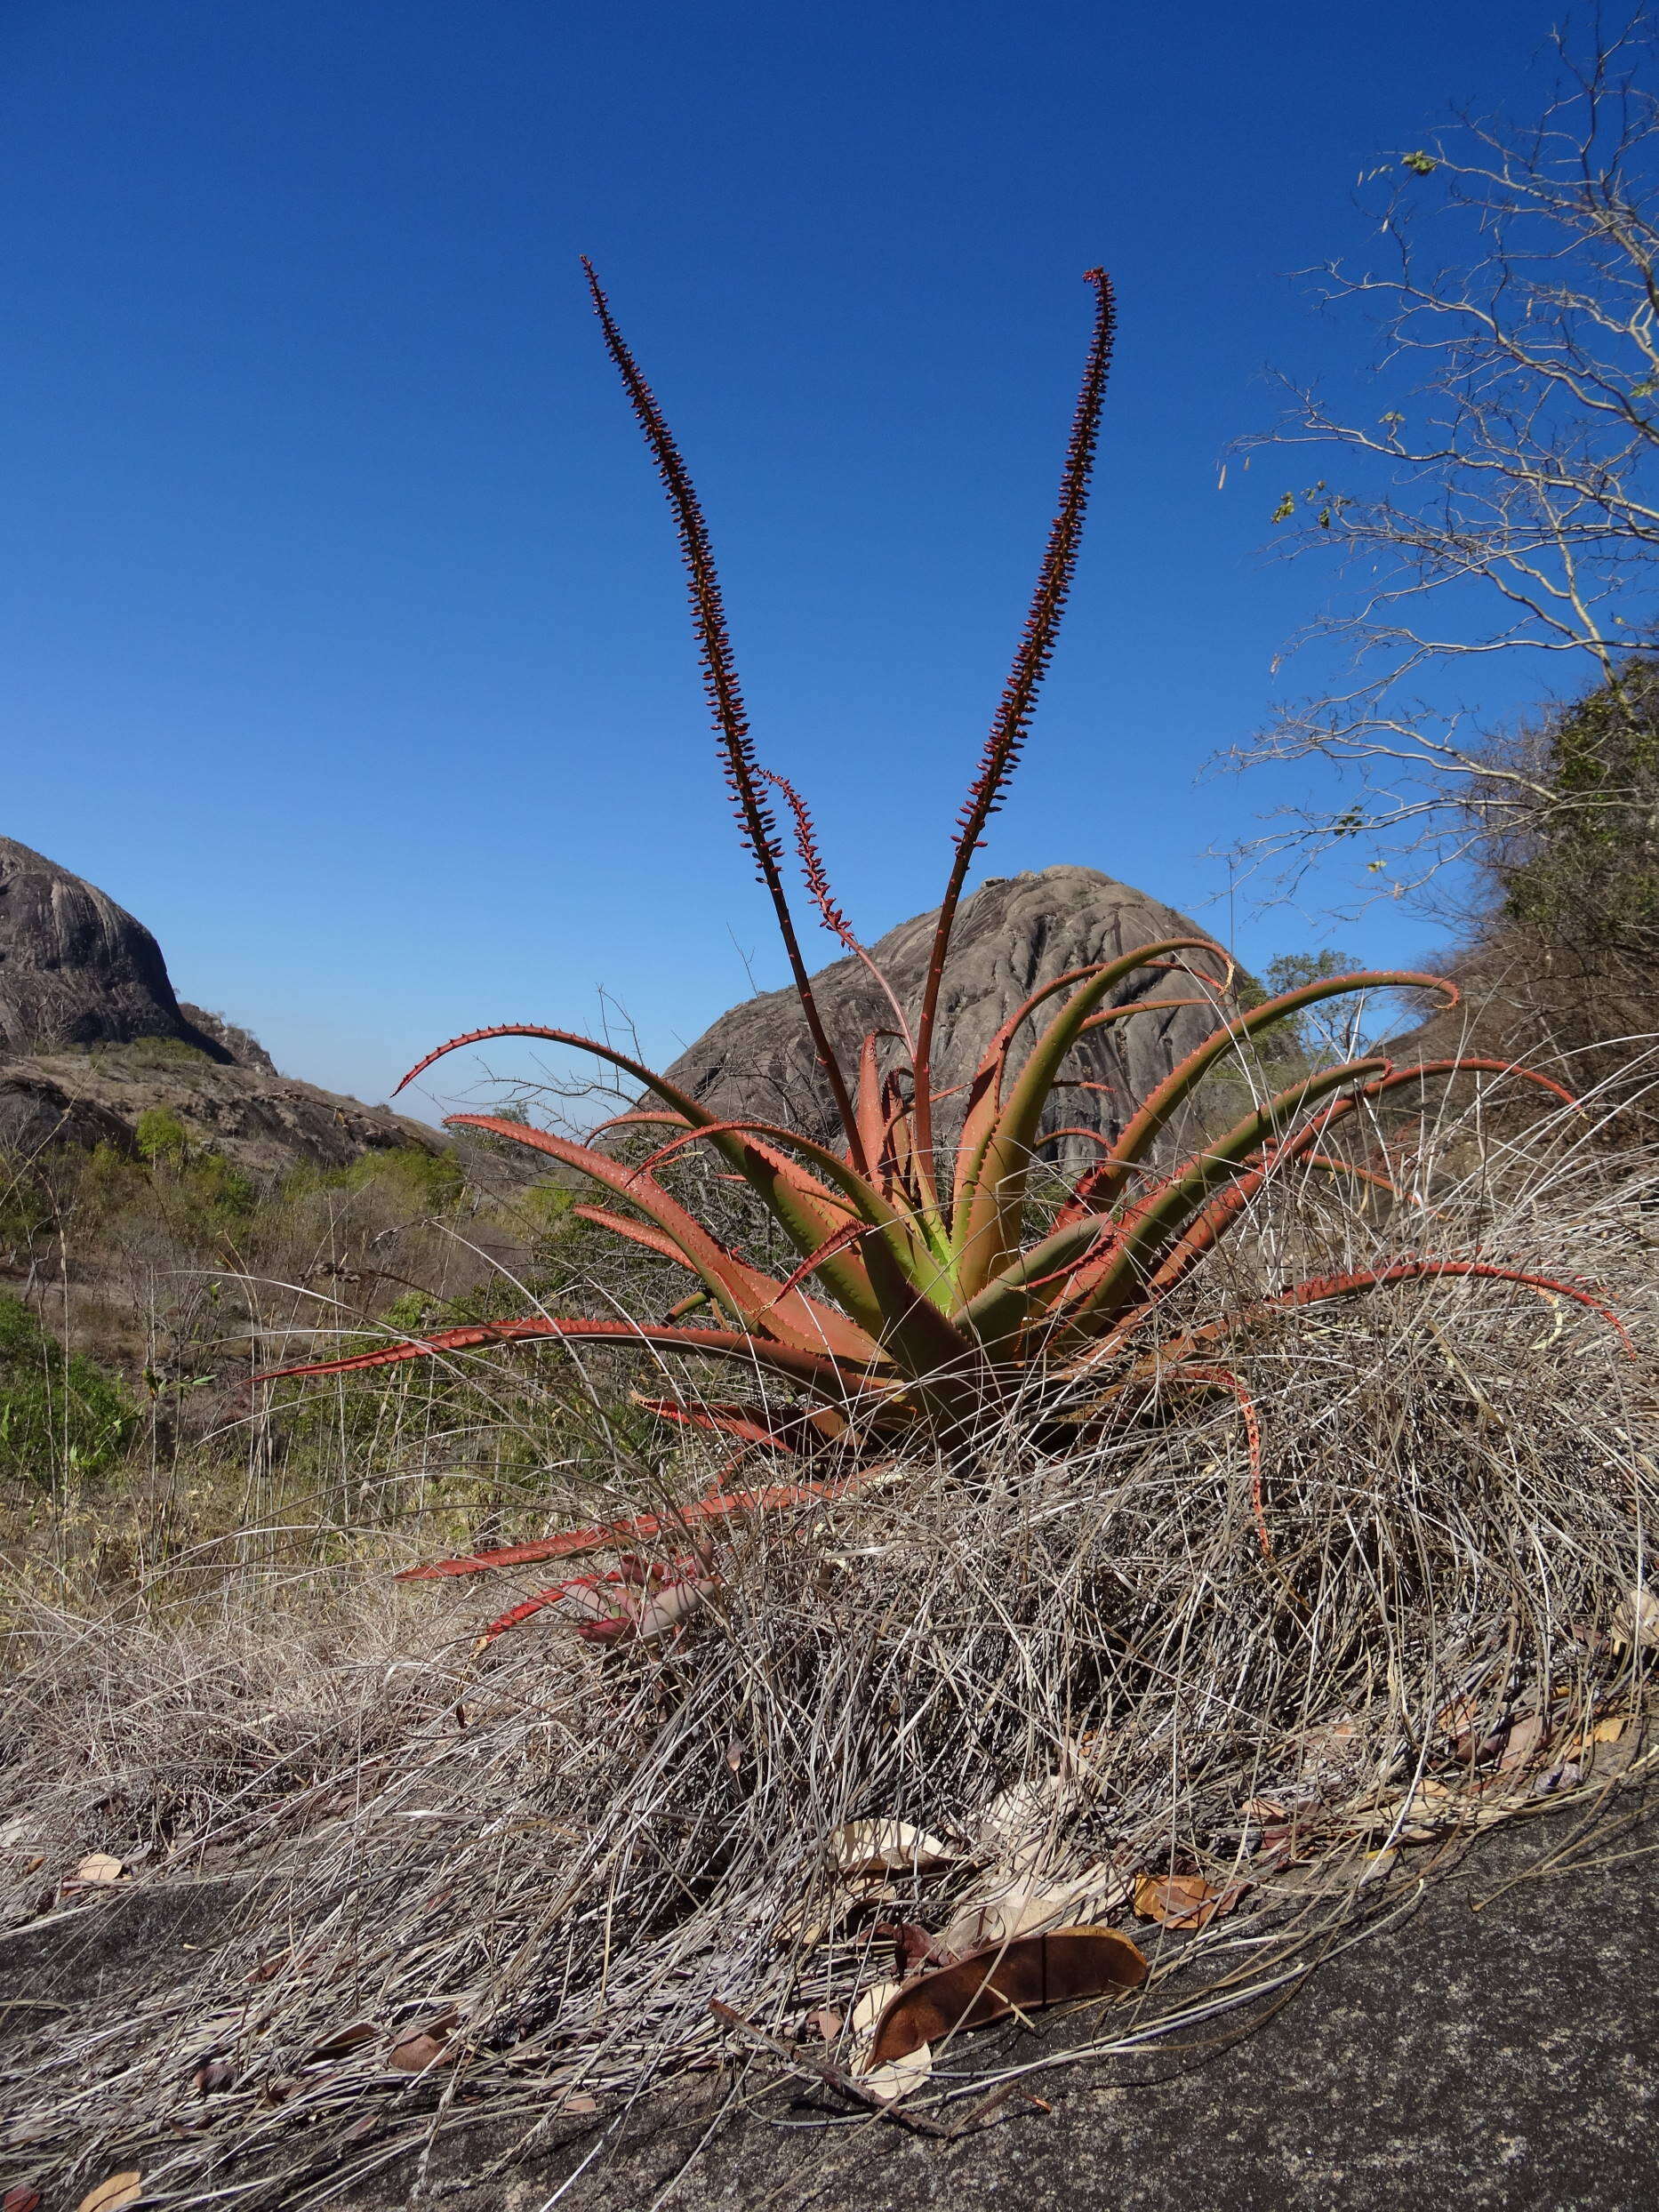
[910,268,1119,1199]
[581,258,868,1169]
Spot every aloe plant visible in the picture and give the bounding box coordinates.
[260,265,1614,1617]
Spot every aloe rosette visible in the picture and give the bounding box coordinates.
[258,264,1618,1631]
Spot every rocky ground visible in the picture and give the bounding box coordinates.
[4,1790,1651,2211]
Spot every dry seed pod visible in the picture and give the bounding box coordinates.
[868,1925,1146,2064]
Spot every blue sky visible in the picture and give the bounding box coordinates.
[2,0,1576,1115]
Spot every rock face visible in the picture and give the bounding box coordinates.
[0,838,438,1174]
[0,837,231,1058]
[662,865,1235,1171]
[0,1044,441,1178]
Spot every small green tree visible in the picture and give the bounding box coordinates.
[134,1106,190,1168]
[1498,669,1659,982]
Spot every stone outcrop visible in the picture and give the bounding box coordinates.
[0,838,233,1059]
[0,838,438,1174]
[661,865,1236,1170]
[0,1043,440,1178]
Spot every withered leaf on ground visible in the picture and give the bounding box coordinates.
[389,2031,454,2072]
[868,1925,1147,2064]
[1499,1713,1550,1772]
[388,2007,460,2073]
[74,2177,143,2212]
[1241,1796,1287,1823]
[848,1977,902,2041]
[4,2185,43,2212]
[937,1866,1129,1960]
[1613,1583,1659,1652]
[1132,1873,1236,1930]
[874,1918,934,1973]
[827,1818,958,1877]
[858,2040,934,2105]
[304,2020,380,2064]
[192,2056,235,2095]
[71,1854,125,1886]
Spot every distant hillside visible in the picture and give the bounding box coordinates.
[0,838,437,1175]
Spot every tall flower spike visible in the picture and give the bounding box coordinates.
[910,268,1118,1204]
[581,258,868,1168]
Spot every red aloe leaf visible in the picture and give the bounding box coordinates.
[761,1219,878,1310]
[252,1314,868,1396]
[570,1205,694,1266]
[617,1117,979,1390]
[1165,1362,1269,1559]
[1075,992,1218,1035]
[632,1395,835,1450]
[396,1466,872,1582]
[1036,1126,1114,1152]
[1173,1259,1636,1360]
[854,1031,887,1186]
[1071,973,1460,1216]
[1006,1060,1394,1346]
[1364,1056,1580,1110]
[569,1205,884,1366]
[1298,1154,1403,1198]
[954,942,1233,1300]
[948,955,1226,1220]
[1084,1054,1587,1349]
[474,1571,621,1649]
[588,1110,692,1140]
[448,1115,882,1362]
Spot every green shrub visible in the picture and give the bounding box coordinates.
[135,1106,190,1167]
[0,1294,138,1484]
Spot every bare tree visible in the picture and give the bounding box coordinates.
[1227,11,1659,910]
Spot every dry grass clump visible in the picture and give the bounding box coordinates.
[1,1082,1656,2206]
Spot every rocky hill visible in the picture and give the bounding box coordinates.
[0,838,437,1175]
[662,864,1237,1171]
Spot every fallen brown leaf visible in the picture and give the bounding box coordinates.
[937,1870,1127,1959]
[389,2031,453,2072]
[4,2185,43,2212]
[1500,1713,1550,1773]
[192,2056,235,2095]
[72,1854,125,1887]
[304,2021,379,2065]
[868,1926,1146,2064]
[827,1818,958,1878]
[558,2092,598,2115]
[1614,1584,1659,1652]
[874,1918,934,1974]
[1591,1713,1628,1743]
[858,2041,934,2104]
[805,2007,843,2041]
[848,1977,902,2040]
[74,2176,142,2212]
[1133,1872,1234,1930]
